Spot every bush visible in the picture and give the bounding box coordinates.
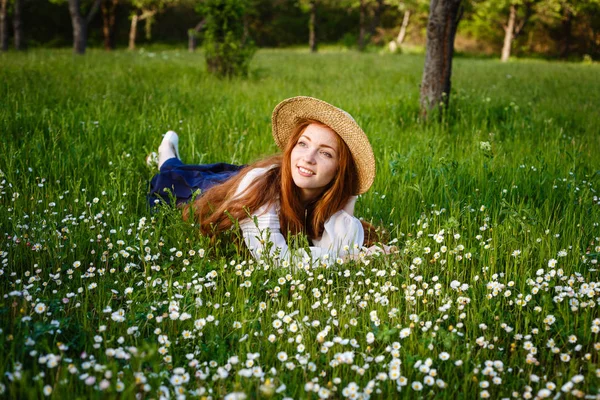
[199,0,256,77]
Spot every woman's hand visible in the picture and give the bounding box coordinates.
[365,244,397,255]
[343,244,397,261]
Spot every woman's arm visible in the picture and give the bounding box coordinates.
[235,172,363,266]
[239,203,364,267]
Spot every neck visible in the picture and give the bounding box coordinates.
[299,188,322,206]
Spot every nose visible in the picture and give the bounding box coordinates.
[302,148,317,164]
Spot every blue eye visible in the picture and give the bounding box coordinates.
[322,151,332,158]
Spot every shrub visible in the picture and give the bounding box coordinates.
[199,0,256,77]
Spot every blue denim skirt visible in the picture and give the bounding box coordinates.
[148,158,244,206]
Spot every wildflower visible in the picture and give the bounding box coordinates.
[111,309,125,322]
[561,381,574,392]
[366,332,375,344]
[277,352,288,362]
[85,376,96,386]
[43,385,52,396]
[411,382,423,391]
[557,250,567,257]
[571,375,584,383]
[34,303,47,314]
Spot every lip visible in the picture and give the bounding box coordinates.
[297,165,316,177]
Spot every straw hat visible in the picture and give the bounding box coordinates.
[271,96,375,195]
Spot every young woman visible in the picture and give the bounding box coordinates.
[148,96,380,265]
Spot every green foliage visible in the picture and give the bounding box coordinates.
[0,49,599,398]
[198,0,256,77]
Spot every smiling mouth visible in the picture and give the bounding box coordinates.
[297,166,316,176]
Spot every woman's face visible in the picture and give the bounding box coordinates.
[290,123,340,203]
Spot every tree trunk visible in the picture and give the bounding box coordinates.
[101,0,119,51]
[13,0,23,50]
[68,0,101,54]
[188,19,205,52]
[419,0,462,119]
[309,0,317,53]
[69,0,87,54]
[396,9,411,45]
[358,0,366,51]
[128,13,138,50]
[188,30,196,52]
[368,0,384,38]
[128,9,156,50]
[560,7,572,58]
[501,4,516,62]
[0,0,8,52]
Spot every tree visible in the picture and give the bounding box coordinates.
[1,0,25,51]
[188,19,205,52]
[128,0,176,50]
[298,0,318,52]
[388,0,428,52]
[537,0,599,57]
[199,0,256,77]
[463,0,537,61]
[500,1,536,61]
[309,0,317,52]
[12,0,21,49]
[368,0,384,38]
[352,0,386,51]
[419,0,463,118]
[1,0,8,51]
[358,0,366,49]
[101,0,119,50]
[59,0,103,54]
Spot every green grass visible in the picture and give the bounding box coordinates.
[0,48,599,399]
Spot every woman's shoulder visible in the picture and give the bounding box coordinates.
[234,164,278,197]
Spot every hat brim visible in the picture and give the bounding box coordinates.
[271,96,375,195]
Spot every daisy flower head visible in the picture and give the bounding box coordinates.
[34,303,47,314]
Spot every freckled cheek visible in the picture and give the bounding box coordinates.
[323,160,339,181]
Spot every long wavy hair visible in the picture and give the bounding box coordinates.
[183,119,377,244]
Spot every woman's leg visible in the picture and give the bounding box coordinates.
[148,130,245,207]
[158,131,181,169]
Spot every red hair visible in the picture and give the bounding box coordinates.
[183,120,378,244]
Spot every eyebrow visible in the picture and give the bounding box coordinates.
[300,135,338,152]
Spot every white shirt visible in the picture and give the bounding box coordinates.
[234,166,364,266]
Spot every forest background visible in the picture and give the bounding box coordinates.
[1,0,599,61]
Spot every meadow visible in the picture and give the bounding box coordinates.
[1,48,599,399]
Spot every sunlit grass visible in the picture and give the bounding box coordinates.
[0,48,599,398]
